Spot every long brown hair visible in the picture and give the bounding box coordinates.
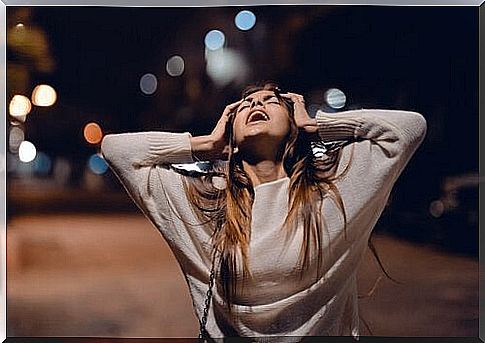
[182,82,360,314]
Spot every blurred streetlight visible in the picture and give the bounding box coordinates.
[429,200,445,218]
[88,154,108,175]
[139,73,158,95]
[204,30,225,51]
[83,122,103,145]
[18,141,36,163]
[205,48,248,87]
[9,95,32,117]
[166,55,185,77]
[325,88,346,109]
[235,10,256,31]
[32,84,57,107]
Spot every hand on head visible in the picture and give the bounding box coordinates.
[204,88,316,161]
[208,99,243,160]
[280,92,314,131]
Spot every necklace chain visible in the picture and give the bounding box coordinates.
[198,250,217,340]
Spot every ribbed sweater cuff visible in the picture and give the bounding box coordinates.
[315,110,369,142]
[133,132,194,167]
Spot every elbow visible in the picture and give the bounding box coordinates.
[413,111,427,142]
[405,111,427,146]
[393,111,427,159]
[100,134,117,162]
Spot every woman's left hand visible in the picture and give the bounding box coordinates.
[281,92,317,134]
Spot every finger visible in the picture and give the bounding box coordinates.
[223,99,244,115]
[289,93,305,102]
[281,93,305,102]
[281,94,306,106]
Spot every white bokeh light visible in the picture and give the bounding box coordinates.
[205,48,248,87]
[139,73,158,95]
[325,88,347,109]
[166,55,185,77]
[18,141,37,163]
[32,84,57,107]
[9,95,32,117]
[204,30,225,51]
[235,10,256,31]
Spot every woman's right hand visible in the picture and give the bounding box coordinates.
[191,100,242,161]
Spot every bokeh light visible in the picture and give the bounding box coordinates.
[32,84,57,107]
[204,30,225,51]
[429,200,445,218]
[205,48,248,87]
[166,55,185,77]
[18,141,37,163]
[9,126,25,153]
[33,151,52,174]
[139,73,158,95]
[88,154,108,175]
[9,95,32,117]
[325,88,347,109]
[235,10,256,31]
[83,122,103,144]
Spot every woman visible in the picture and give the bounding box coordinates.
[100,82,427,340]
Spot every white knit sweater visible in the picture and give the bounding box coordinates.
[100,109,427,340]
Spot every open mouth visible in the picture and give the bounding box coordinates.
[246,110,270,124]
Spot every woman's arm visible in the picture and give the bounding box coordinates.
[100,131,194,215]
[101,99,243,221]
[315,108,427,239]
[281,92,427,186]
[315,108,427,171]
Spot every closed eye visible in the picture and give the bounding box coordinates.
[237,105,249,113]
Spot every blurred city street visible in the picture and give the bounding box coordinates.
[5,5,479,340]
[7,212,478,338]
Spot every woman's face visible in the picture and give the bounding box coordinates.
[232,90,291,150]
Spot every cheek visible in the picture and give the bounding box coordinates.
[273,111,291,134]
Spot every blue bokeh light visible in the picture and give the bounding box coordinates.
[325,88,347,109]
[33,151,52,175]
[88,154,108,175]
[235,10,256,31]
[204,30,225,51]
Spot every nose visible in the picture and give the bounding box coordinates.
[250,98,263,108]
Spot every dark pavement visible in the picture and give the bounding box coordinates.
[6,213,478,337]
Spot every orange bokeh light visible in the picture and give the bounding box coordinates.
[83,122,103,144]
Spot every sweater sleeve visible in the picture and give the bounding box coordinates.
[315,109,427,236]
[100,131,194,223]
[101,132,214,276]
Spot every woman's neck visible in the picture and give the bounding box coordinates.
[242,159,287,187]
